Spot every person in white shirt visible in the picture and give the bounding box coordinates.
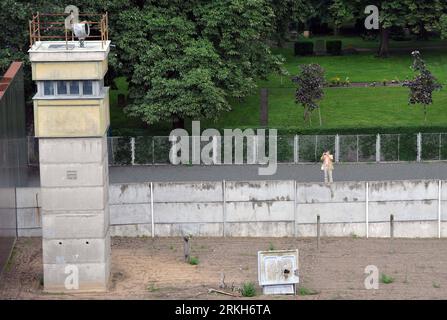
[320,151,334,183]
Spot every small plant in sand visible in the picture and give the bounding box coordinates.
[147,282,159,292]
[241,282,257,297]
[188,256,199,265]
[380,273,394,284]
[298,286,319,296]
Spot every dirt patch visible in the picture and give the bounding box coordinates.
[1,237,447,300]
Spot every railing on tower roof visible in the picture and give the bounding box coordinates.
[29,11,109,49]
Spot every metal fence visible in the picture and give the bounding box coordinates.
[26,133,447,166]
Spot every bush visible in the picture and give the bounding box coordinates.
[241,282,257,297]
[326,40,342,56]
[188,256,199,265]
[380,273,394,284]
[294,41,314,56]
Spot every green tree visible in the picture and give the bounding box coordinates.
[329,0,354,36]
[115,0,284,128]
[403,51,442,122]
[441,14,447,39]
[269,0,314,47]
[293,64,325,126]
[352,0,447,57]
[405,0,445,40]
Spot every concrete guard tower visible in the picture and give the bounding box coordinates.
[28,9,111,292]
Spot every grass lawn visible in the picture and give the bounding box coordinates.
[109,36,447,136]
[202,87,447,133]
[261,47,447,87]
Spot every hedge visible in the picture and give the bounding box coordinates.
[294,41,314,56]
[326,40,342,56]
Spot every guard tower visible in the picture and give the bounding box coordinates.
[28,8,110,292]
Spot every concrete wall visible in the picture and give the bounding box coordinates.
[16,179,447,238]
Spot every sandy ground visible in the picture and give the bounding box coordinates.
[1,237,447,300]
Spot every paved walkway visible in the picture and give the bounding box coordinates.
[26,162,447,185]
[107,162,447,183]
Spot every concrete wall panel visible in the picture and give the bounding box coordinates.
[155,223,222,237]
[43,259,110,293]
[15,187,40,208]
[39,137,107,164]
[17,208,40,229]
[226,201,293,222]
[153,181,222,202]
[296,223,366,237]
[368,221,438,238]
[153,203,223,223]
[109,183,151,205]
[225,222,293,237]
[110,204,150,225]
[42,212,108,239]
[369,180,438,201]
[297,182,365,203]
[43,233,110,264]
[297,202,365,223]
[40,162,107,187]
[368,201,437,222]
[41,186,106,211]
[110,224,152,237]
[226,181,294,202]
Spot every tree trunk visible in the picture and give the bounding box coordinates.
[424,105,427,122]
[418,22,428,40]
[378,28,390,57]
[172,116,185,129]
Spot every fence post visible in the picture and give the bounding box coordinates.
[222,180,226,237]
[335,134,340,163]
[417,132,422,162]
[439,133,442,161]
[314,135,318,162]
[376,134,381,163]
[317,215,321,251]
[150,182,154,238]
[294,180,297,237]
[152,138,155,164]
[438,180,442,239]
[366,182,369,239]
[130,137,135,165]
[390,214,394,239]
[294,135,298,164]
[356,135,359,162]
[296,135,300,163]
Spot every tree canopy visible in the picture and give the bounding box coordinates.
[115,0,284,128]
[403,51,442,121]
[293,64,325,125]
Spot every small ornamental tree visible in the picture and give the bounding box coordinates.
[293,64,325,125]
[403,51,442,122]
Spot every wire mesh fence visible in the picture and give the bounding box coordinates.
[26,133,447,166]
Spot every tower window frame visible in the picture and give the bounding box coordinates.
[39,80,102,97]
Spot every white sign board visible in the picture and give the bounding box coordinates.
[258,249,299,295]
